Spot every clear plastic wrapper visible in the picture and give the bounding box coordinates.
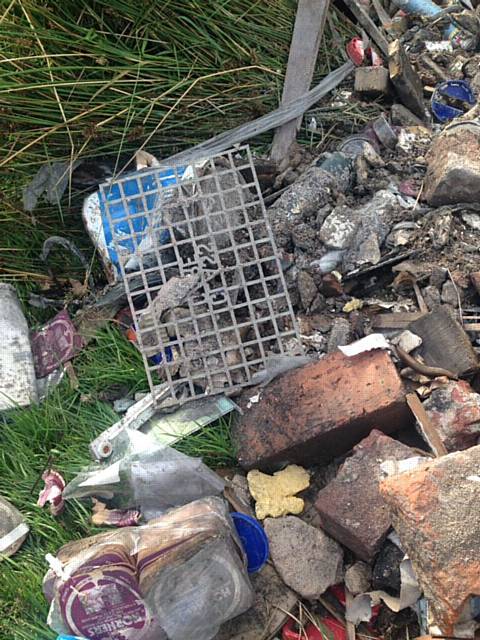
[44,497,253,640]
[63,429,225,519]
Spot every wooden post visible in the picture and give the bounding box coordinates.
[270,0,330,163]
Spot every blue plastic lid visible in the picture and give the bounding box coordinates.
[432,80,476,123]
[231,512,269,574]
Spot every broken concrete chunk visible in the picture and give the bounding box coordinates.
[264,516,343,599]
[410,307,479,377]
[354,66,390,97]
[315,430,419,562]
[380,446,480,632]
[423,380,480,452]
[422,285,442,311]
[327,317,353,353]
[462,212,480,231]
[342,190,396,272]
[292,223,317,252]
[215,564,297,640]
[388,40,425,118]
[268,166,337,250]
[424,124,480,206]
[247,465,310,520]
[320,206,357,249]
[345,561,372,595]
[441,280,460,307]
[391,330,422,353]
[431,211,452,249]
[233,350,411,470]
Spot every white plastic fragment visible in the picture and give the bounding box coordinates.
[0,523,29,554]
[339,333,391,357]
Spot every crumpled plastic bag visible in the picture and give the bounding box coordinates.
[44,497,253,640]
[63,429,225,520]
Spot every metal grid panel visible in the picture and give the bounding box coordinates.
[100,145,300,405]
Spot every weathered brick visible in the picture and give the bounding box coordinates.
[233,350,410,470]
[423,380,480,452]
[354,66,390,97]
[315,430,418,562]
[380,446,480,633]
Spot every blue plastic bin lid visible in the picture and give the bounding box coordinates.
[231,512,269,574]
[432,80,476,123]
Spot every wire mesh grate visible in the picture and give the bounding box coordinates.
[100,145,300,405]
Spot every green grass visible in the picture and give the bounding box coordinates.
[0,0,354,171]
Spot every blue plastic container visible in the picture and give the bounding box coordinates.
[231,512,269,574]
[431,80,476,122]
[99,167,185,274]
[392,0,456,37]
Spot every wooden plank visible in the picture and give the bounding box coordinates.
[388,39,426,119]
[341,0,389,55]
[406,393,448,457]
[371,312,427,329]
[271,0,330,162]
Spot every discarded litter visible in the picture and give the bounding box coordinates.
[101,145,300,406]
[247,465,310,520]
[231,512,269,573]
[44,497,253,640]
[64,430,225,520]
[31,310,85,378]
[0,496,29,559]
[431,80,476,122]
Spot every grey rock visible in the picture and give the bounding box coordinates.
[292,223,317,252]
[429,266,448,290]
[327,317,352,353]
[431,212,452,249]
[441,280,460,307]
[424,124,480,206]
[320,206,357,249]
[462,212,480,231]
[342,190,395,272]
[264,516,343,599]
[268,167,337,250]
[297,271,318,310]
[345,562,372,595]
[391,330,422,353]
[422,285,442,311]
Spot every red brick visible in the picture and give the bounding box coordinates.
[423,380,480,452]
[233,350,410,470]
[315,430,419,562]
[380,446,480,633]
